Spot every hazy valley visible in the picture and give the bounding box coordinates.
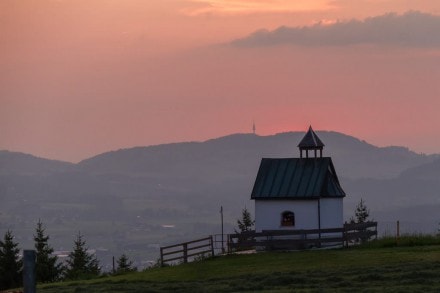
[1,131,439,269]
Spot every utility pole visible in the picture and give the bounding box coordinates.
[220,206,224,253]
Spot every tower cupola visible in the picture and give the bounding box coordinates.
[298,126,324,158]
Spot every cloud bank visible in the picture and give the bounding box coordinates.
[232,11,440,47]
[185,0,332,16]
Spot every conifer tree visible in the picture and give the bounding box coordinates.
[351,198,371,243]
[34,220,63,282]
[354,198,370,223]
[116,254,136,273]
[64,232,100,280]
[235,208,255,233]
[0,230,22,290]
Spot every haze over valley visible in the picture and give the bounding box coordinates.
[1,130,439,269]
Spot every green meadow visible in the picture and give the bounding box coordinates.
[37,236,440,293]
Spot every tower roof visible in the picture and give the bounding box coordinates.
[298,126,324,149]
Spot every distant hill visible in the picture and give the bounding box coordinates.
[399,157,440,180]
[78,131,435,180]
[1,131,439,269]
[0,150,74,174]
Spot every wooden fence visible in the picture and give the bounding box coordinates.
[160,236,214,265]
[228,221,377,252]
[343,221,378,246]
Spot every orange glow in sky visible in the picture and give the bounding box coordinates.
[1,0,440,161]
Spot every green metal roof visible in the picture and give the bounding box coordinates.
[251,157,346,199]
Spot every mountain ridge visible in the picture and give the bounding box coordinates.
[2,131,437,177]
[73,131,437,179]
[0,150,75,175]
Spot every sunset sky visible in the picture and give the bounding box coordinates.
[1,0,440,162]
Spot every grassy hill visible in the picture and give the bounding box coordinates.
[39,240,440,293]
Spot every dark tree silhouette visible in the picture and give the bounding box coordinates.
[349,198,372,243]
[354,198,370,223]
[235,208,255,233]
[116,254,136,273]
[64,232,100,280]
[34,220,63,282]
[0,230,22,290]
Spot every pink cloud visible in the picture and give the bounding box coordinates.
[183,0,334,16]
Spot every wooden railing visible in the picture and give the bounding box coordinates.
[228,222,377,252]
[343,221,378,246]
[160,236,214,266]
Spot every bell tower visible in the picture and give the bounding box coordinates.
[298,126,324,158]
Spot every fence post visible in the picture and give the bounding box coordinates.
[23,250,36,293]
[160,247,164,266]
[210,235,214,257]
[183,243,188,263]
[375,222,378,240]
[342,225,346,248]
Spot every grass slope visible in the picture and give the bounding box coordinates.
[40,244,440,293]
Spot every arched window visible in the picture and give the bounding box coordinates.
[281,211,295,227]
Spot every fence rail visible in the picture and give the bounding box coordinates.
[159,222,377,265]
[160,236,214,265]
[228,222,377,251]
